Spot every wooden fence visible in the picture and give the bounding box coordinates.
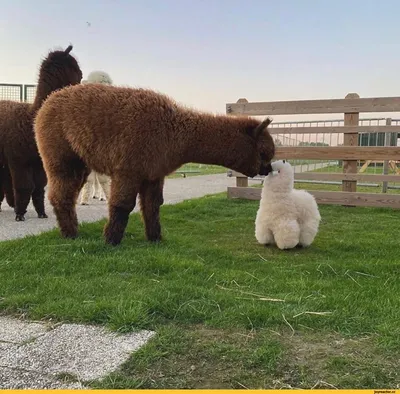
[226,93,400,209]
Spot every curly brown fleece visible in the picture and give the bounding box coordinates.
[34,84,275,245]
[0,45,82,221]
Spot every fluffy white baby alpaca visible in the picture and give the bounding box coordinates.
[255,160,321,250]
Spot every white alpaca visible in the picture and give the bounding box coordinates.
[79,70,113,205]
[255,160,321,250]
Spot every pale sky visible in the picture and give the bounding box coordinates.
[1,0,400,117]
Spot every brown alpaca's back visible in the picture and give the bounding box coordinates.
[35,84,188,179]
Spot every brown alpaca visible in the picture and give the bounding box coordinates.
[34,84,275,245]
[0,45,82,220]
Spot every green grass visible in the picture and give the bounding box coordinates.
[0,194,399,388]
[168,164,227,178]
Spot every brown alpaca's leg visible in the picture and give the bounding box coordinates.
[139,178,164,242]
[32,167,48,218]
[3,165,15,208]
[0,166,4,212]
[47,159,88,239]
[10,165,34,222]
[103,176,139,246]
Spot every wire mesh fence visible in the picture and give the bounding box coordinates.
[23,84,36,103]
[0,83,36,103]
[0,84,23,102]
[268,117,400,193]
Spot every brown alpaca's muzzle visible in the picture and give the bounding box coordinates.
[259,162,273,176]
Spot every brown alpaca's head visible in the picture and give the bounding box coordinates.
[37,45,83,93]
[243,117,275,177]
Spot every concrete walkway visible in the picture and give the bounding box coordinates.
[0,316,154,389]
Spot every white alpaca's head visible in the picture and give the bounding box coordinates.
[262,160,294,193]
[82,70,113,85]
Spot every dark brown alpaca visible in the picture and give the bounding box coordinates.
[0,45,82,220]
[34,84,275,245]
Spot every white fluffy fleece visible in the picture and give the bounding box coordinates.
[255,160,321,250]
[82,70,113,85]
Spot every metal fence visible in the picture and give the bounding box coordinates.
[0,83,37,103]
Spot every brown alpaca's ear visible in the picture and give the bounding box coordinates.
[252,117,272,139]
[64,45,73,54]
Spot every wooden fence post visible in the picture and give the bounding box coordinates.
[382,118,392,193]
[232,98,249,187]
[342,93,359,198]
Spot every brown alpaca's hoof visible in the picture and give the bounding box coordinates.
[105,237,122,246]
[147,233,162,243]
[104,228,124,246]
[15,214,25,222]
[38,213,48,219]
[61,232,78,239]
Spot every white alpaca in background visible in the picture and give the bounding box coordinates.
[255,160,321,250]
[79,70,113,205]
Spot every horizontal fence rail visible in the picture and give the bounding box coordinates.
[268,125,400,134]
[226,93,400,209]
[275,146,400,161]
[227,96,400,116]
[227,187,400,209]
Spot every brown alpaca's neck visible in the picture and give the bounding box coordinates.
[31,81,55,113]
[178,112,256,172]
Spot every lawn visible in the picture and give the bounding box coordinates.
[0,194,399,389]
[168,163,227,178]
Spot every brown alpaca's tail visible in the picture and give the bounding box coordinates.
[64,45,73,54]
